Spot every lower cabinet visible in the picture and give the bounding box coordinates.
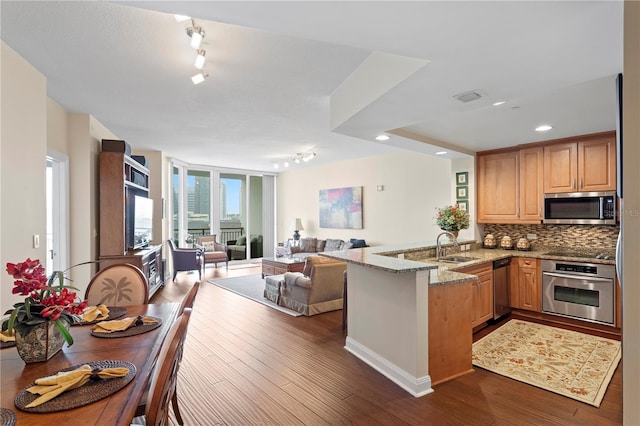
[510,257,541,311]
[428,280,473,385]
[457,262,494,328]
[98,244,164,299]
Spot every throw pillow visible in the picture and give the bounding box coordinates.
[324,239,343,251]
[349,238,368,248]
[202,241,216,252]
[237,236,247,246]
[339,241,354,250]
[316,239,326,252]
[300,238,317,253]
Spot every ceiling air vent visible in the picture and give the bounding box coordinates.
[453,90,483,103]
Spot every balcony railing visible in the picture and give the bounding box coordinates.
[186,227,244,245]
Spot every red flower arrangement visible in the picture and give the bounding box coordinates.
[4,258,90,346]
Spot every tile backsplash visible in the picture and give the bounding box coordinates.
[483,224,619,249]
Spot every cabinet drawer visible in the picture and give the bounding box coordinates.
[517,258,537,268]
[458,262,492,277]
[274,266,288,275]
[262,265,275,275]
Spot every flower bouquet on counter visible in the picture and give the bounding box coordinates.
[435,204,470,234]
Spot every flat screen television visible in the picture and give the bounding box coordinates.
[132,195,153,249]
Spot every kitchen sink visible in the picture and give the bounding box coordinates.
[438,256,478,264]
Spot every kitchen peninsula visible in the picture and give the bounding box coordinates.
[321,241,478,397]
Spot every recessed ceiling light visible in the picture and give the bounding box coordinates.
[493,101,506,106]
[535,125,553,132]
[375,134,390,141]
[435,151,447,155]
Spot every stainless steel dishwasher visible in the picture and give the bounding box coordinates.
[493,257,512,319]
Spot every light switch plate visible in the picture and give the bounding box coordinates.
[33,234,40,248]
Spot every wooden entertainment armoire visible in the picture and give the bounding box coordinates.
[98,139,164,298]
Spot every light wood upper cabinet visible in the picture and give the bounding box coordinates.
[477,151,519,223]
[543,134,616,193]
[579,136,617,191]
[477,148,543,223]
[519,147,544,221]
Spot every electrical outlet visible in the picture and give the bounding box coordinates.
[527,234,537,240]
[33,234,40,248]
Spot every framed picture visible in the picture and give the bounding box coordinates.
[456,172,468,185]
[319,186,363,229]
[457,200,468,211]
[456,186,468,199]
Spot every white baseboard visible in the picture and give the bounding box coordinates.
[344,336,433,397]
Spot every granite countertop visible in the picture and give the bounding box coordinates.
[321,240,616,287]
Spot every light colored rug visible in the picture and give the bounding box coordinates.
[208,274,302,317]
[472,319,621,407]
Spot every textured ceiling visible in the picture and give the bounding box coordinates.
[0,1,623,172]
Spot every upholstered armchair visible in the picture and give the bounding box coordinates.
[196,235,228,270]
[278,256,347,316]
[168,239,203,280]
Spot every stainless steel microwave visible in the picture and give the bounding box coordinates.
[543,191,617,225]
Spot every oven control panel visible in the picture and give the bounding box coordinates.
[555,263,598,275]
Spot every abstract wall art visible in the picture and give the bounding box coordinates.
[319,186,363,229]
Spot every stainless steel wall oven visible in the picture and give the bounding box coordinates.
[541,259,616,325]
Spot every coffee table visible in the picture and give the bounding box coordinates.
[262,257,305,278]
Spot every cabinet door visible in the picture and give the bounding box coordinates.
[475,272,494,325]
[519,147,544,222]
[579,136,617,191]
[477,151,519,223]
[544,143,578,193]
[517,258,540,311]
[460,263,494,327]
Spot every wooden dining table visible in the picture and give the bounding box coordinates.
[0,302,180,425]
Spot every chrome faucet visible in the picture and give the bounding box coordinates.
[436,231,459,260]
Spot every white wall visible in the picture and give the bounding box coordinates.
[276,150,459,246]
[1,42,48,313]
[623,1,640,423]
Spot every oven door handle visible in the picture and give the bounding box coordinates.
[542,271,612,282]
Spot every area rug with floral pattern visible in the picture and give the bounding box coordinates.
[472,319,621,407]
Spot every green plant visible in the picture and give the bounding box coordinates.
[435,205,470,232]
[3,258,94,346]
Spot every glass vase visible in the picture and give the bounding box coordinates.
[14,319,68,363]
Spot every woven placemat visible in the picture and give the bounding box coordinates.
[71,306,127,326]
[0,408,15,426]
[15,360,136,413]
[90,316,162,338]
[0,341,16,349]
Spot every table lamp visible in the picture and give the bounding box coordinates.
[291,218,304,241]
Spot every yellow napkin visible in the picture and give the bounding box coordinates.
[81,304,110,322]
[26,364,129,407]
[92,316,158,333]
[0,330,15,342]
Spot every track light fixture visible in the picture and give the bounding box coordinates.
[187,25,205,49]
[194,49,206,69]
[273,149,317,169]
[191,72,208,85]
[179,17,210,84]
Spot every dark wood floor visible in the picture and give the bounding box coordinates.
[153,263,622,425]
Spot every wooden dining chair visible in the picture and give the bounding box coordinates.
[85,263,149,306]
[178,281,200,314]
[133,308,192,426]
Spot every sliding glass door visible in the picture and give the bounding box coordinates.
[171,161,273,260]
